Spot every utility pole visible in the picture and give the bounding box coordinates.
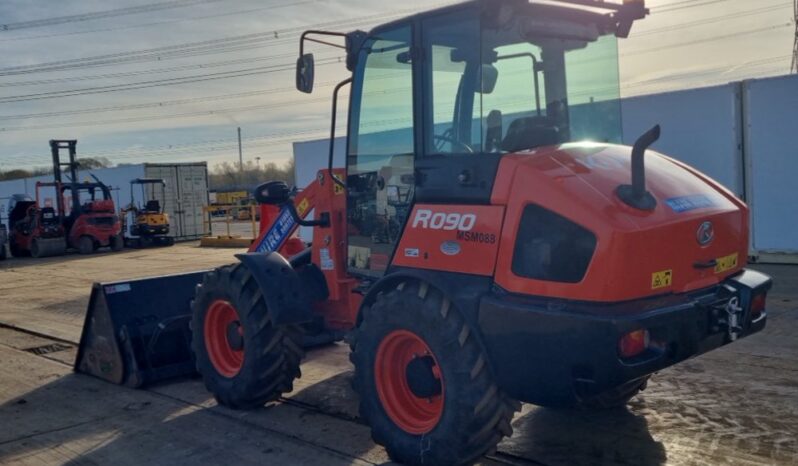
[255,156,262,171]
[237,127,243,172]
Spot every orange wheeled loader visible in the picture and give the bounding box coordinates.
[76,1,773,464]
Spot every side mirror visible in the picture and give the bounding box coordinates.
[254,181,291,205]
[480,64,498,94]
[296,53,315,93]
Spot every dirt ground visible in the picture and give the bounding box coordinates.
[0,243,796,465]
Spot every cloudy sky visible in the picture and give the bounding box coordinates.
[0,0,794,171]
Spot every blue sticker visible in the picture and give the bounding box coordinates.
[665,194,716,213]
[254,205,296,253]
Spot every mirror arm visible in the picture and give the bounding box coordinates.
[300,30,347,56]
[497,52,542,116]
[329,77,353,190]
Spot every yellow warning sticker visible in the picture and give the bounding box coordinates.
[296,198,310,217]
[333,183,345,195]
[651,269,673,290]
[714,252,739,274]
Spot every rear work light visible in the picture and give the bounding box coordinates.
[619,329,650,359]
[750,292,767,319]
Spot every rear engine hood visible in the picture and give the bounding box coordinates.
[493,143,748,302]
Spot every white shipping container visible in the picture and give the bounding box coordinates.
[742,75,798,259]
[622,83,745,198]
[143,163,209,240]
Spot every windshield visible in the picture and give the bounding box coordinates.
[424,6,622,155]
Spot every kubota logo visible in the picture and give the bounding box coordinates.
[697,221,714,246]
[412,209,476,231]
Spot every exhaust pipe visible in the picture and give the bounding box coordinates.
[616,124,660,211]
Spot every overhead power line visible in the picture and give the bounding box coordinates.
[1,0,223,32]
[0,53,300,88]
[0,1,317,42]
[634,2,792,37]
[0,6,434,76]
[0,58,343,104]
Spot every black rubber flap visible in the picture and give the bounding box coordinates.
[74,271,207,388]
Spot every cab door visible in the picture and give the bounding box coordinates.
[346,24,416,277]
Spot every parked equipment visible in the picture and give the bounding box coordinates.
[76,2,773,464]
[49,140,123,254]
[7,192,67,258]
[121,178,174,248]
[0,217,7,261]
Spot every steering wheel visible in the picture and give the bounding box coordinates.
[433,130,474,154]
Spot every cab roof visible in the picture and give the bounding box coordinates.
[374,0,647,39]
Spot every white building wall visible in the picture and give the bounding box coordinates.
[743,75,798,257]
[622,83,745,198]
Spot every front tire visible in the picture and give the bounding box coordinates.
[191,262,304,409]
[78,236,94,255]
[351,280,519,466]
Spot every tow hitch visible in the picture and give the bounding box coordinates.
[710,291,745,342]
[722,296,745,341]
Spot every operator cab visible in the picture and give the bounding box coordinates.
[336,0,640,277]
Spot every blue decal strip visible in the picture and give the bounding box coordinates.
[665,194,717,213]
[254,205,296,253]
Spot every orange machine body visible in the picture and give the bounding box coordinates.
[490,143,747,303]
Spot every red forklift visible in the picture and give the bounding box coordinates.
[49,140,123,254]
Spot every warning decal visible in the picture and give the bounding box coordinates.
[714,253,739,274]
[296,198,310,217]
[651,269,673,290]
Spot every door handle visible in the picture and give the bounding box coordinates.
[693,259,717,270]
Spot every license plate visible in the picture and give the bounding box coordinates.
[714,253,739,274]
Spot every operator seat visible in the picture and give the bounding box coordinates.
[145,200,161,213]
[500,116,561,153]
[485,110,503,153]
[40,207,59,226]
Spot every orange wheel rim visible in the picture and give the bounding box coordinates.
[204,299,244,377]
[374,329,444,434]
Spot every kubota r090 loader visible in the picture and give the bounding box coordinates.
[76,1,773,464]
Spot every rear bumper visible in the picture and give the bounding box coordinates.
[135,224,169,236]
[478,269,772,406]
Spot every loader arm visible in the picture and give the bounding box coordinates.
[248,173,326,256]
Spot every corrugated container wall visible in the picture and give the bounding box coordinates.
[144,163,209,240]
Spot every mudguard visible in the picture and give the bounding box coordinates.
[235,252,314,326]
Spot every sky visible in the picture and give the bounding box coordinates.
[0,0,794,171]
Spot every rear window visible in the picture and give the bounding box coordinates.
[512,204,596,283]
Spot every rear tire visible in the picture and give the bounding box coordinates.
[191,262,304,409]
[9,240,28,258]
[351,280,519,466]
[78,236,94,255]
[30,238,42,258]
[111,235,124,251]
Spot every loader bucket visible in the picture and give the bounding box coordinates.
[74,271,207,388]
